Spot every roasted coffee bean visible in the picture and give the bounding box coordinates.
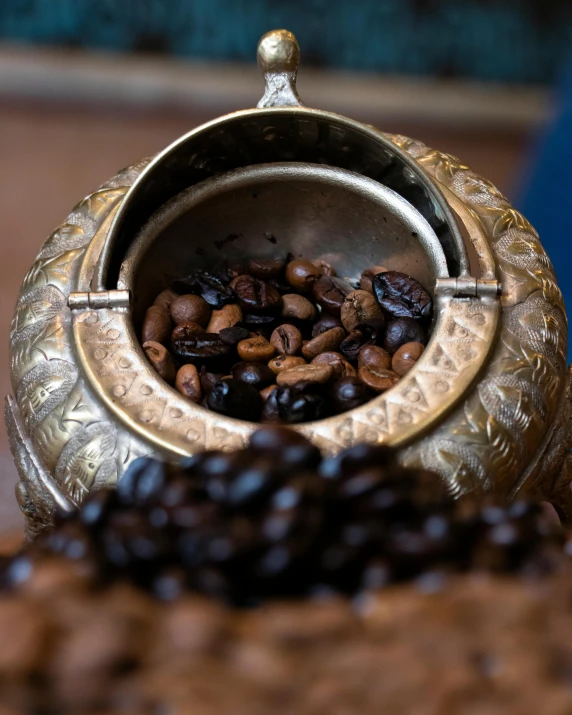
[340,290,383,332]
[218,326,250,345]
[175,364,202,403]
[302,327,346,360]
[260,384,278,402]
[262,384,330,424]
[281,294,317,322]
[143,341,176,383]
[237,335,276,362]
[312,276,354,315]
[311,351,356,379]
[199,368,222,395]
[171,272,234,309]
[355,318,386,345]
[206,303,243,333]
[207,380,262,421]
[267,276,292,294]
[241,313,279,332]
[360,265,387,294]
[392,342,425,377]
[373,271,432,321]
[268,355,306,374]
[270,324,303,356]
[171,333,231,363]
[153,288,179,311]
[231,275,282,315]
[359,345,392,372]
[232,362,276,389]
[276,363,334,387]
[331,377,374,412]
[339,330,368,361]
[384,318,427,354]
[285,258,322,290]
[210,259,247,283]
[142,305,171,344]
[313,259,335,276]
[312,314,343,338]
[170,294,211,327]
[248,257,285,278]
[358,347,399,392]
[171,322,204,342]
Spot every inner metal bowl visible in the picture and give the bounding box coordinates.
[119,162,449,329]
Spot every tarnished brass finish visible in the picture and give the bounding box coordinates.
[5,30,570,537]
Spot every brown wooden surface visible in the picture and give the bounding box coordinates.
[0,99,527,538]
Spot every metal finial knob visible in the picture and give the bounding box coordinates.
[257,29,304,108]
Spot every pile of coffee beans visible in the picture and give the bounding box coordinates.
[5,428,562,607]
[140,256,432,422]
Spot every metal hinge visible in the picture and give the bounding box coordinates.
[68,290,130,310]
[434,277,501,299]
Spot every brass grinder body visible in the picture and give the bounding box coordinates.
[6,31,571,538]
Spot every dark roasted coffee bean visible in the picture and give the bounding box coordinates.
[358,346,398,393]
[270,324,303,356]
[312,314,343,338]
[170,294,211,327]
[171,322,205,342]
[373,271,432,321]
[248,257,286,278]
[237,335,276,362]
[267,276,293,294]
[210,260,248,283]
[206,304,243,333]
[171,333,232,362]
[231,275,282,315]
[331,377,374,412]
[392,341,425,376]
[281,294,317,322]
[249,426,320,463]
[285,258,322,290]
[340,290,383,332]
[360,265,387,294]
[339,330,369,361]
[262,384,330,424]
[302,327,346,360]
[384,318,427,354]
[199,367,222,395]
[232,362,276,389]
[241,313,279,331]
[312,276,354,315]
[355,317,386,345]
[207,379,263,421]
[171,272,234,309]
[143,341,176,383]
[260,384,278,402]
[320,442,395,480]
[218,326,250,345]
[142,305,171,344]
[118,457,168,506]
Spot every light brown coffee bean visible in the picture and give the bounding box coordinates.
[311,351,356,379]
[143,341,176,384]
[268,355,307,374]
[392,341,425,377]
[171,322,204,342]
[175,364,202,403]
[313,259,336,276]
[260,384,279,402]
[285,259,322,291]
[276,363,334,387]
[248,257,285,278]
[270,324,303,356]
[206,303,243,332]
[153,289,179,311]
[302,327,346,360]
[340,290,383,332]
[359,345,392,371]
[358,345,398,392]
[360,265,388,294]
[281,294,317,322]
[237,336,276,362]
[170,294,211,327]
[142,305,171,344]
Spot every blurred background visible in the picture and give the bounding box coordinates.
[0,0,571,538]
